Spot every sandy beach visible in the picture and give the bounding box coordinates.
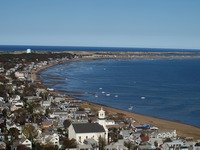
[32,55,200,140]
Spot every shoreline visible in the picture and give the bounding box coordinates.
[32,54,200,140]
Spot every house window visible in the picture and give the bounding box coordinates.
[86,136,88,139]
[79,136,81,142]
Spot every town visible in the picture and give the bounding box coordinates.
[0,50,200,150]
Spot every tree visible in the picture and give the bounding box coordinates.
[9,127,20,141]
[62,137,77,149]
[63,119,71,129]
[2,108,7,117]
[22,124,38,142]
[0,84,7,97]
[14,108,27,125]
[32,142,42,150]
[108,127,119,142]
[42,144,59,150]
[124,141,132,149]
[154,141,158,148]
[23,83,36,96]
[17,144,31,150]
[57,128,64,135]
[39,92,48,100]
[98,136,106,150]
[163,138,172,143]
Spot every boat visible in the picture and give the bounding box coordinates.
[141,96,146,100]
[128,105,133,110]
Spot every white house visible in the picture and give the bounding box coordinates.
[0,66,4,73]
[0,141,6,150]
[41,133,59,146]
[120,130,131,140]
[0,97,4,103]
[105,140,128,150]
[41,101,51,108]
[106,120,115,126]
[161,141,184,150]
[10,104,23,111]
[19,138,32,149]
[151,130,177,138]
[9,95,21,103]
[194,142,200,150]
[14,72,25,80]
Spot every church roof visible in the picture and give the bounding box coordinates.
[72,123,105,133]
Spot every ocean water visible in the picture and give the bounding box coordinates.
[40,58,200,127]
[0,45,199,52]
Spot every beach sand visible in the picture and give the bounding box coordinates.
[32,58,200,140]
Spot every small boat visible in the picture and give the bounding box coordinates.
[102,91,105,94]
[128,105,133,110]
[141,96,146,100]
[106,93,110,96]
[47,88,54,91]
[115,95,118,98]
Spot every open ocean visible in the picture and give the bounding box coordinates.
[1,45,200,127]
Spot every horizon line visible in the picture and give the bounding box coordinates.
[0,44,200,51]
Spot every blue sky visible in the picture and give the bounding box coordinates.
[0,0,200,49]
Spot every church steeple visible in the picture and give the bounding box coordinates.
[98,107,105,120]
[97,107,108,143]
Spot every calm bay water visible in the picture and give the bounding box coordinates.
[1,45,200,126]
[40,58,200,127]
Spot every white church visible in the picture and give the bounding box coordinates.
[68,107,108,144]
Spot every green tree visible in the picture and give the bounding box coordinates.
[154,141,158,148]
[0,84,7,97]
[23,83,36,96]
[62,137,77,149]
[124,141,133,149]
[57,128,64,135]
[39,92,48,100]
[22,124,38,142]
[9,127,20,141]
[17,144,32,150]
[63,119,71,129]
[98,136,106,150]
[108,127,119,142]
[32,142,42,150]
[2,108,7,117]
[42,144,59,150]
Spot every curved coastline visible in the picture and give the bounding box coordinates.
[32,53,200,140]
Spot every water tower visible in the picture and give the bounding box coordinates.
[27,49,31,53]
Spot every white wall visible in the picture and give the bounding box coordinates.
[75,132,106,143]
[68,124,106,144]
